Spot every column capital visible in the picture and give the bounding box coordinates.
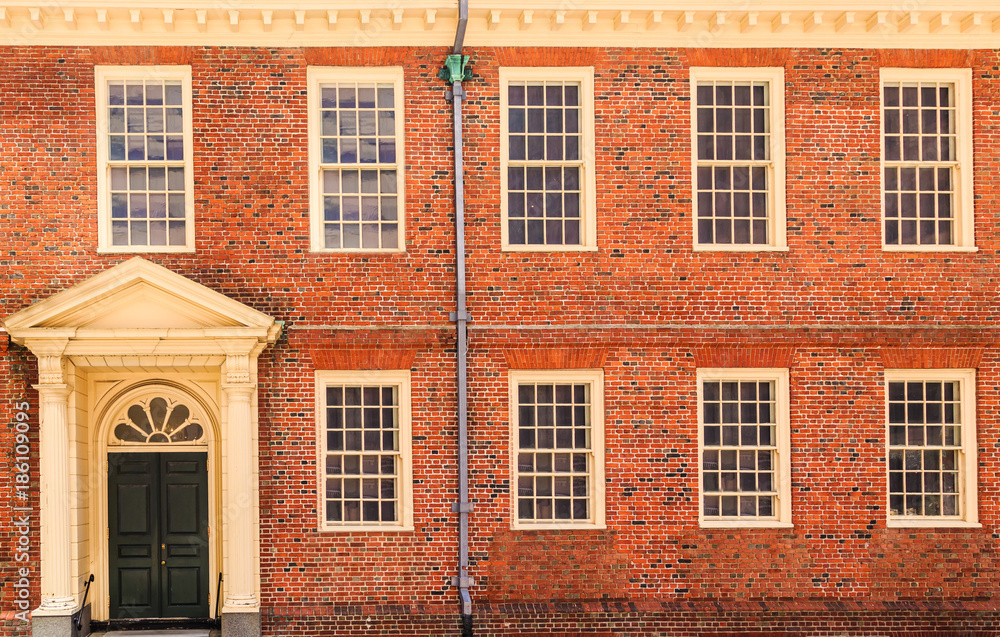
[23,338,70,384]
[221,383,256,400]
[33,383,71,400]
[222,352,253,386]
[35,354,67,385]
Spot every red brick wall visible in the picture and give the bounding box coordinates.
[0,336,38,637]
[1,45,1000,636]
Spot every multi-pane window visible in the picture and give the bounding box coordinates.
[308,68,404,252]
[885,371,977,525]
[96,67,193,252]
[690,68,785,250]
[501,68,596,250]
[507,82,581,246]
[883,82,956,246]
[698,369,791,527]
[316,371,412,530]
[510,370,604,528]
[881,69,973,250]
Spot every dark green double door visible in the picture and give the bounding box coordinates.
[108,452,210,619]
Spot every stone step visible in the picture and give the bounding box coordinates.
[100,631,213,637]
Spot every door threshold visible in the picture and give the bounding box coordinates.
[97,631,216,637]
[91,618,218,634]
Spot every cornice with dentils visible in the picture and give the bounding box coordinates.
[0,2,997,48]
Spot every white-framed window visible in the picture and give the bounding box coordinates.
[697,368,792,528]
[885,369,979,528]
[880,69,974,251]
[315,370,413,531]
[500,67,597,251]
[95,66,195,252]
[509,369,605,529]
[690,67,786,251]
[307,67,405,252]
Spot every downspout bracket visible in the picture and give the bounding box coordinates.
[449,311,472,322]
[439,53,472,84]
[451,502,474,513]
[451,576,477,588]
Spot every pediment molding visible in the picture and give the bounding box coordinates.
[3,258,281,354]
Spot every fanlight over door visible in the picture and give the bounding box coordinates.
[109,390,207,448]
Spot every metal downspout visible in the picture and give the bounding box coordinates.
[445,0,473,634]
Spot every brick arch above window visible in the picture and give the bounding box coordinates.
[878,347,983,369]
[503,347,609,370]
[692,346,795,369]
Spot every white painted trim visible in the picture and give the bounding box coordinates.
[314,370,414,532]
[883,368,979,527]
[94,66,195,253]
[306,67,406,253]
[499,66,597,252]
[508,369,606,530]
[879,68,974,251]
[689,67,786,251]
[88,375,222,621]
[696,368,792,528]
[886,518,981,528]
[0,6,998,48]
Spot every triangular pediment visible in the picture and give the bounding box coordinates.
[3,257,277,335]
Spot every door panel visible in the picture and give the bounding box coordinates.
[109,452,209,619]
[109,453,159,618]
[160,454,210,618]
[116,484,151,534]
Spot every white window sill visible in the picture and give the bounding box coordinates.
[692,245,789,253]
[511,522,606,531]
[320,525,415,533]
[700,520,794,529]
[882,245,979,253]
[886,518,981,529]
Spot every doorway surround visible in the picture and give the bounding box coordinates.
[2,257,282,637]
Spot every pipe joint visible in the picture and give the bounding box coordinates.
[451,575,476,588]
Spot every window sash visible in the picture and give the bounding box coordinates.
[886,378,965,519]
[97,69,193,251]
[509,371,604,529]
[322,383,402,526]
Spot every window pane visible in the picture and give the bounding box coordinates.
[506,81,585,246]
[702,378,778,519]
[695,79,773,246]
[324,383,401,525]
[882,80,958,246]
[517,381,592,524]
[887,378,964,519]
[105,78,188,248]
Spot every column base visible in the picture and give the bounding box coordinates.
[222,611,261,637]
[31,613,74,637]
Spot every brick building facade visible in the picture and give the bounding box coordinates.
[1,2,1000,636]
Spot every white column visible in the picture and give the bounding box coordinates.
[221,349,259,613]
[34,351,76,614]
